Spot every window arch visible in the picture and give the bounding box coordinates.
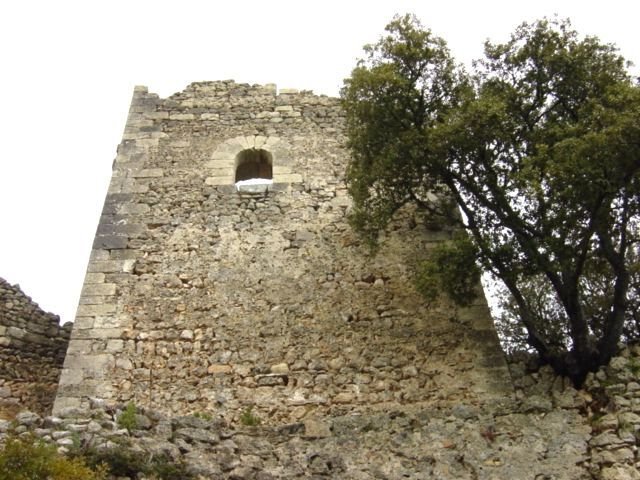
[235,149,273,183]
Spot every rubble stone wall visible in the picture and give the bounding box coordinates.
[0,278,71,417]
[8,345,640,479]
[54,81,512,423]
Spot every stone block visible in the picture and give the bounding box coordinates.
[254,135,267,148]
[60,367,85,385]
[84,273,105,284]
[275,173,303,183]
[57,381,100,397]
[206,168,233,177]
[116,358,133,370]
[144,111,169,120]
[303,418,331,438]
[118,203,150,215]
[233,136,250,149]
[81,283,116,297]
[132,168,164,178]
[208,364,232,374]
[93,235,128,250]
[90,249,111,261]
[169,113,195,120]
[122,259,135,273]
[205,176,233,186]
[6,326,26,339]
[110,249,139,259]
[205,160,233,169]
[107,179,123,193]
[270,183,290,192]
[72,317,94,330]
[273,165,292,174]
[120,183,149,194]
[333,392,355,404]
[211,150,232,160]
[93,316,118,328]
[83,354,115,372]
[106,339,124,353]
[271,363,290,374]
[73,327,121,340]
[245,135,256,147]
[79,296,106,305]
[64,342,93,357]
[52,396,82,415]
[76,304,116,317]
[88,260,126,273]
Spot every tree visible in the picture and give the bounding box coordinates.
[341,15,640,385]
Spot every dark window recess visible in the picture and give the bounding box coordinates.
[235,149,273,182]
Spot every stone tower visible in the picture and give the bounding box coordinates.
[53,81,512,423]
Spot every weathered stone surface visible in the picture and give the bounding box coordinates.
[55,80,512,421]
[4,341,640,479]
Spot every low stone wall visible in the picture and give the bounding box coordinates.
[582,345,640,479]
[0,277,71,417]
[3,345,640,479]
[0,401,591,480]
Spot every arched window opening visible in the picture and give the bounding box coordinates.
[235,149,273,182]
[235,149,273,193]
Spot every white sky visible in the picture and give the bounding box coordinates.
[0,0,638,324]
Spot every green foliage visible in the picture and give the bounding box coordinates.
[342,15,640,384]
[628,358,640,377]
[69,438,194,480]
[0,433,107,480]
[415,234,481,307]
[239,405,261,426]
[192,411,213,421]
[117,401,138,432]
[342,14,467,246]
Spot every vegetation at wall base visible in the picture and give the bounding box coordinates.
[342,14,640,385]
[239,405,261,426]
[117,401,138,433]
[0,431,195,480]
[72,443,194,480]
[0,433,107,480]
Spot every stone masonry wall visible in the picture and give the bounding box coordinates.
[7,345,640,479]
[0,277,71,417]
[54,81,512,423]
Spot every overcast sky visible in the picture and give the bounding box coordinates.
[1,0,638,324]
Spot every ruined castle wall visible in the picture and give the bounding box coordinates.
[0,278,71,416]
[54,81,512,423]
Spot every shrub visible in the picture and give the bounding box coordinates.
[192,411,213,421]
[117,401,138,432]
[239,406,261,426]
[78,443,194,480]
[0,433,106,480]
